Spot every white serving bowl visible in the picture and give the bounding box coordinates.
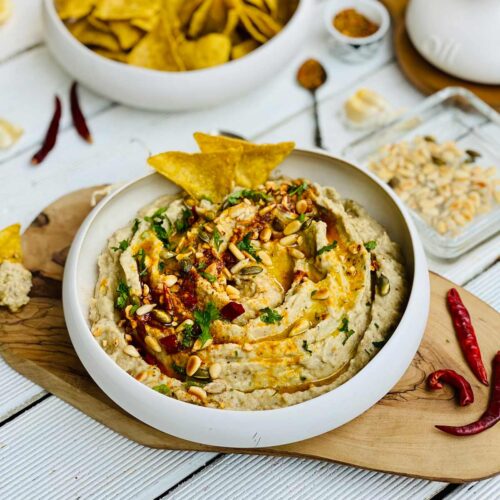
[63,149,429,448]
[42,0,312,111]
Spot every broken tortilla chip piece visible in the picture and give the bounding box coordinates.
[93,0,160,21]
[231,39,259,59]
[68,19,121,51]
[55,0,95,21]
[148,150,241,202]
[109,20,144,50]
[0,224,23,263]
[178,33,231,70]
[130,15,158,32]
[193,133,295,188]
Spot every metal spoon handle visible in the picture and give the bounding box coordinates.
[312,90,323,149]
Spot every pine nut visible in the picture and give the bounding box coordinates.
[260,226,272,242]
[229,242,245,261]
[284,219,302,235]
[259,203,276,216]
[205,262,218,275]
[175,319,194,332]
[164,275,178,287]
[186,355,202,376]
[289,319,310,337]
[280,234,298,246]
[226,285,240,298]
[230,258,249,274]
[288,248,305,259]
[135,371,148,382]
[257,250,272,266]
[136,303,156,316]
[192,337,213,352]
[188,386,208,402]
[209,362,222,379]
[296,199,308,214]
[144,335,161,353]
[124,345,140,358]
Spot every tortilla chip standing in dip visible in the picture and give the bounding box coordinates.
[90,133,408,409]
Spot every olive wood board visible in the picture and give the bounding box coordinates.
[380,0,500,110]
[0,187,499,484]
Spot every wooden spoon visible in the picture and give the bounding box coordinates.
[297,59,328,149]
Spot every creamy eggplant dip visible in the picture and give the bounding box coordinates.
[90,178,408,409]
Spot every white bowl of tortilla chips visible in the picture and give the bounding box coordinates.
[43,0,311,110]
[63,135,429,447]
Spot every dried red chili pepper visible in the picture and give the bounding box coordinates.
[31,96,62,165]
[447,288,488,386]
[436,351,500,436]
[70,82,92,143]
[427,369,474,406]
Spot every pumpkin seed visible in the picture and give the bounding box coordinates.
[198,229,210,243]
[240,265,263,275]
[152,309,172,324]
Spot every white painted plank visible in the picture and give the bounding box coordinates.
[446,475,500,500]
[164,453,446,500]
[465,261,500,310]
[0,0,43,62]
[0,397,216,500]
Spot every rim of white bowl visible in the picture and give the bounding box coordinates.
[63,148,429,447]
[324,0,390,46]
[43,0,309,78]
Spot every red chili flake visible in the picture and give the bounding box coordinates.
[70,82,92,143]
[178,271,197,311]
[159,334,180,354]
[220,301,245,321]
[31,96,62,165]
[447,288,488,386]
[427,369,474,406]
[143,353,157,366]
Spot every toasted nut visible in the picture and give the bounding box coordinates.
[205,262,218,275]
[296,199,308,214]
[160,249,176,260]
[142,284,150,295]
[175,319,194,332]
[176,251,192,262]
[230,258,249,274]
[280,234,298,246]
[226,284,240,298]
[284,219,302,235]
[164,274,178,287]
[243,342,253,351]
[152,309,172,324]
[135,371,148,382]
[186,355,202,377]
[240,265,263,275]
[192,337,213,352]
[257,250,272,266]
[289,248,305,259]
[259,203,276,216]
[101,340,108,347]
[312,288,329,300]
[124,345,140,358]
[377,274,390,296]
[260,226,272,242]
[145,335,161,353]
[229,242,245,261]
[125,334,132,342]
[136,303,156,316]
[222,267,232,279]
[188,386,207,402]
[209,362,222,379]
[289,319,310,337]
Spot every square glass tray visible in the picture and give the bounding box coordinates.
[342,87,500,260]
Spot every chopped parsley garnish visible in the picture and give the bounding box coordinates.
[372,340,387,349]
[237,233,260,261]
[374,322,380,329]
[339,317,355,345]
[134,248,147,276]
[260,307,282,324]
[364,240,377,251]
[175,208,193,233]
[181,323,195,349]
[172,362,186,377]
[298,213,306,222]
[213,227,222,251]
[288,182,308,197]
[144,207,172,247]
[112,240,129,252]
[194,302,220,346]
[317,241,337,256]
[152,384,171,395]
[129,304,139,316]
[302,340,312,354]
[115,281,130,309]
[225,189,271,207]
[200,271,217,283]
[131,218,140,233]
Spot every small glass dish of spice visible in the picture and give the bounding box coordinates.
[324,0,390,63]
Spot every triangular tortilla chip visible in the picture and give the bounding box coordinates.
[148,150,241,202]
[0,223,22,263]
[109,21,143,50]
[178,33,231,70]
[93,0,160,21]
[193,133,294,188]
[55,0,95,21]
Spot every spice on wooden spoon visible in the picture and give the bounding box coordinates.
[297,59,327,149]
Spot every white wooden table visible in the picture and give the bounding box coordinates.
[1,2,498,498]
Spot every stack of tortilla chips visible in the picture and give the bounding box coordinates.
[56,0,299,71]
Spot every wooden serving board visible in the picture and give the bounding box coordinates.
[380,0,500,111]
[0,187,499,483]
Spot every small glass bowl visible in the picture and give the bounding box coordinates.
[342,87,500,260]
[324,0,390,64]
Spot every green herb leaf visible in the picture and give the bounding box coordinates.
[339,317,355,345]
[175,208,193,233]
[129,304,139,315]
[237,233,260,261]
[225,189,270,207]
[194,302,220,346]
[364,240,377,251]
[298,213,306,222]
[317,241,337,256]
[112,239,129,252]
[131,218,140,233]
[288,182,308,197]
[200,271,217,283]
[372,340,387,349]
[115,280,130,309]
[134,248,147,276]
[213,227,222,251]
[152,384,171,395]
[181,323,196,349]
[172,362,186,377]
[260,307,282,324]
[302,340,312,354]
